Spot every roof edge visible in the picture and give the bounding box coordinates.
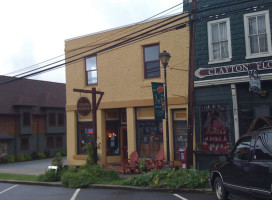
[65,12,184,42]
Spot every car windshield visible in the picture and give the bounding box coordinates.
[232,137,251,161]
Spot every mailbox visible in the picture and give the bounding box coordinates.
[178,148,187,169]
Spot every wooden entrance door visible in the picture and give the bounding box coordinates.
[121,127,128,160]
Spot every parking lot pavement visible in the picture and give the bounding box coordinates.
[0,157,67,175]
[0,183,218,200]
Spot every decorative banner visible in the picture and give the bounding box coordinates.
[195,60,272,78]
[77,97,91,116]
[151,82,165,120]
[248,69,261,93]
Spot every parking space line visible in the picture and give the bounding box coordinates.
[0,185,18,195]
[173,194,188,200]
[70,188,80,200]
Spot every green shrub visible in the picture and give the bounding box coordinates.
[31,152,38,160]
[16,153,25,162]
[24,154,32,161]
[37,169,61,182]
[6,155,15,163]
[51,152,63,170]
[61,165,119,188]
[44,150,50,158]
[138,159,147,172]
[38,152,46,159]
[0,157,7,164]
[125,168,209,189]
[102,169,120,180]
[61,168,94,188]
[57,148,67,156]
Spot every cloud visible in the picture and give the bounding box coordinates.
[0,0,183,83]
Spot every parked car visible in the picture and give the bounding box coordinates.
[209,127,272,200]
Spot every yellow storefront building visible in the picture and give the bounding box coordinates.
[65,13,190,166]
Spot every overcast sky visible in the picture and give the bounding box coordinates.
[0,0,182,83]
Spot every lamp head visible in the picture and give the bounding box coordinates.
[159,50,171,68]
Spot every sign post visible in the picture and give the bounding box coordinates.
[74,88,104,164]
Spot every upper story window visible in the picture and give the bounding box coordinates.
[208,18,232,64]
[22,112,31,127]
[57,113,65,126]
[143,44,160,79]
[49,113,56,126]
[244,10,272,59]
[86,56,97,85]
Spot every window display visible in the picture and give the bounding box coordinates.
[106,121,120,156]
[173,120,188,160]
[200,104,231,152]
[77,122,93,154]
[137,120,163,157]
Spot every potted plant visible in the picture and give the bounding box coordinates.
[138,159,147,172]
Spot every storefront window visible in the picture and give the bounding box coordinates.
[199,104,231,152]
[0,142,8,159]
[239,104,272,136]
[173,120,187,160]
[137,120,163,157]
[77,122,93,154]
[106,121,120,156]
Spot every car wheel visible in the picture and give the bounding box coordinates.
[214,177,228,200]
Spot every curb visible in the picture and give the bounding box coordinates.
[0,179,212,193]
[0,179,62,187]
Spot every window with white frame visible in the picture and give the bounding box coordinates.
[244,10,272,59]
[86,56,97,85]
[208,18,232,64]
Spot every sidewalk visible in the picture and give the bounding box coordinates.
[0,157,67,175]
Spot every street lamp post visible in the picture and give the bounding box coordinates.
[159,50,171,162]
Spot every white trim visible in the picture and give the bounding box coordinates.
[208,58,232,65]
[246,53,272,60]
[231,84,240,142]
[244,10,272,59]
[194,72,272,87]
[207,18,232,64]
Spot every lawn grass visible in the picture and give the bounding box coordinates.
[0,173,38,182]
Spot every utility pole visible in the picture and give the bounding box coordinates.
[187,0,197,167]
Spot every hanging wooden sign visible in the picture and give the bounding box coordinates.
[77,97,91,116]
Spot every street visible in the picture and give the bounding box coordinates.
[0,183,218,200]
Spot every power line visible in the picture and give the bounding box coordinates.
[6,15,184,79]
[2,0,270,84]
[0,15,189,85]
[3,1,186,77]
[11,14,189,78]
[7,14,188,80]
